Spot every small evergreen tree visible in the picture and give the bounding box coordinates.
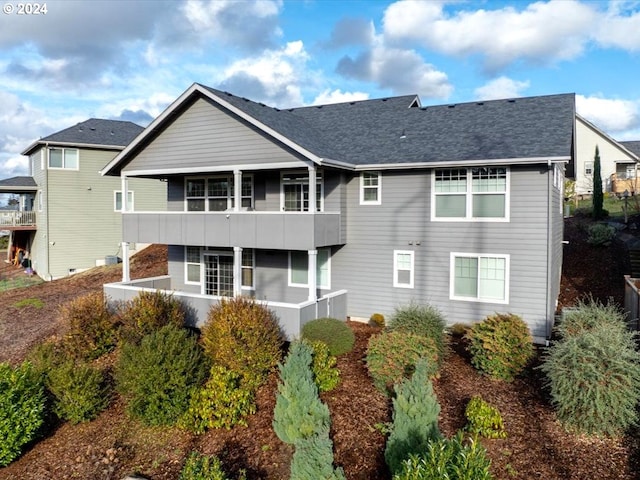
[593,145,604,219]
[290,435,346,480]
[385,358,442,475]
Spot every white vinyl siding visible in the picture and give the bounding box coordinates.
[393,250,414,288]
[450,253,509,304]
[360,171,381,205]
[114,191,134,212]
[48,148,79,170]
[288,249,330,288]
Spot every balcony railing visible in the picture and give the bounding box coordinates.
[0,211,36,229]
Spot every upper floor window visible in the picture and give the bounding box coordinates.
[114,191,134,212]
[281,171,323,212]
[49,148,79,170]
[185,175,253,212]
[360,171,381,205]
[433,167,508,221]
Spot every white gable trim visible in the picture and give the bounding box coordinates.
[576,115,639,162]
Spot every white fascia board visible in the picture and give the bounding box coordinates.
[22,141,124,156]
[353,156,570,171]
[122,161,311,177]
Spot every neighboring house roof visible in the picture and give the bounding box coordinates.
[22,118,144,156]
[0,176,37,193]
[621,141,640,158]
[576,115,640,163]
[102,83,576,176]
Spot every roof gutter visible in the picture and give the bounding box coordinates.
[352,156,571,171]
[22,141,125,156]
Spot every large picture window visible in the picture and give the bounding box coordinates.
[49,148,79,170]
[450,253,509,303]
[433,167,508,221]
[185,175,253,212]
[289,249,330,288]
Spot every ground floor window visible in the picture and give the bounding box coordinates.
[450,253,509,303]
[289,249,330,289]
[184,246,254,290]
[393,250,414,288]
[185,246,201,284]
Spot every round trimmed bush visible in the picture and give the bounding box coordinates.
[301,317,355,356]
[118,290,186,345]
[557,297,627,339]
[387,303,447,361]
[366,331,439,394]
[465,313,534,381]
[369,313,385,328]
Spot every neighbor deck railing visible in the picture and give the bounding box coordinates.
[623,275,640,330]
[0,211,36,227]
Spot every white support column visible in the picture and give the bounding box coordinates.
[308,165,316,213]
[233,246,243,296]
[121,175,129,212]
[121,175,130,282]
[308,249,317,302]
[234,169,242,212]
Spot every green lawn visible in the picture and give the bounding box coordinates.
[566,194,639,218]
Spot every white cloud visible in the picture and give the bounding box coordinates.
[383,0,596,70]
[594,5,640,51]
[474,77,530,100]
[311,89,370,105]
[576,94,640,133]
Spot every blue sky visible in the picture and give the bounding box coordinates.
[1,0,639,180]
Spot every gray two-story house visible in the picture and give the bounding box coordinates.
[101,83,573,343]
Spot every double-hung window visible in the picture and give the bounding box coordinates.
[450,253,509,303]
[49,148,79,170]
[114,191,134,212]
[185,176,253,211]
[585,162,593,176]
[433,167,508,221]
[360,171,381,205]
[289,249,330,288]
[185,246,202,284]
[241,249,255,290]
[393,250,414,288]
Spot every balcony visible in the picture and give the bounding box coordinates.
[0,211,37,230]
[122,211,344,250]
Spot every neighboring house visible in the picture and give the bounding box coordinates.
[101,83,574,343]
[570,115,639,196]
[0,119,166,280]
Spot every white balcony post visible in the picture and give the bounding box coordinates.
[121,242,130,282]
[233,246,243,296]
[308,249,317,302]
[234,169,242,212]
[121,175,129,212]
[308,165,316,213]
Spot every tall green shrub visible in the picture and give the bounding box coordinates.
[273,341,330,444]
[118,290,186,344]
[116,324,208,426]
[556,297,626,339]
[388,303,447,361]
[290,435,346,480]
[593,145,604,220]
[301,317,355,356]
[305,339,341,393]
[385,359,441,475]
[0,362,46,466]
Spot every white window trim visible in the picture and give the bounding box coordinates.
[280,170,324,212]
[184,175,254,212]
[288,249,331,289]
[114,190,134,212]
[585,161,594,176]
[393,250,414,288]
[360,171,382,205]
[241,248,255,290]
[48,147,79,171]
[449,252,510,304]
[184,246,202,285]
[431,167,510,223]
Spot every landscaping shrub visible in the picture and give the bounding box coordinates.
[273,341,330,445]
[540,326,640,436]
[556,297,627,339]
[387,303,447,361]
[201,297,283,390]
[586,222,616,246]
[465,395,507,439]
[385,359,441,475]
[290,435,346,480]
[369,313,385,328]
[116,324,208,426]
[46,360,110,424]
[392,433,493,480]
[181,364,256,433]
[59,291,118,360]
[118,290,186,344]
[179,451,246,480]
[304,339,340,393]
[366,331,439,395]
[465,313,534,381]
[0,362,47,466]
[26,339,66,378]
[301,317,355,356]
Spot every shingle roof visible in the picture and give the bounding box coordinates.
[0,176,37,193]
[621,141,640,158]
[22,119,144,155]
[204,85,575,165]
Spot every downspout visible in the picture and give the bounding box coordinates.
[546,159,553,341]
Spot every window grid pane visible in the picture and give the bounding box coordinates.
[186,246,200,263]
[186,179,205,197]
[454,257,478,297]
[435,169,467,192]
[479,257,506,300]
[472,167,506,192]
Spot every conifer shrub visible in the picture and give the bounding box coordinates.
[301,317,355,356]
[290,435,346,480]
[387,303,447,361]
[465,395,507,439]
[273,341,330,445]
[59,291,118,360]
[465,313,534,381]
[46,360,110,424]
[201,297,284,390]
[369,313,385,327]
[540,326,640,436]
[304,339,340,393]
[116,324,208,426]
[181,364,256,433]
[26,338,67,378]
[366,331,439,395]
[118,290,186,345]
[586,223,616,246]
[179,451,246,480]
[392,433,493,480]
[0,362,47,466]
[556,297,627,339]
[385,359,441,475]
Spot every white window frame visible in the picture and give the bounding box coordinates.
[280,170,324,212]
[48,147,79,170]
[114,190,134,212]
[360,171,381,205]
[241,248,255,290]
[184,246,202,285]
[393,250,414,288]
[288,248,331,289]
[450,252,510,304]
[431,167,510,222]
[184,175,253,212]
[585,161,593,176]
